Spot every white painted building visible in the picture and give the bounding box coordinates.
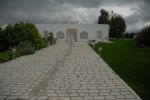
[36,20,109,42]
[1,20,109,42]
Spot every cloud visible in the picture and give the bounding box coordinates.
[0,0,150,32]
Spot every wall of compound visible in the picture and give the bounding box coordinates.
[36,24,109,42]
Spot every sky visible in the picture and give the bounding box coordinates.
[0,0,150,32]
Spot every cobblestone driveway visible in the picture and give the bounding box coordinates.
[0,42,141,100]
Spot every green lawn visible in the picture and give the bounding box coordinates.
[92,40,150,100]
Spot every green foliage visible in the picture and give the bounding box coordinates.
[98,9,110,24]
[33,38,46,50]
[0,51,12,63]
[97,9,126,39]
[48,32,55,45]
[136,25,150,47]
[44,32,55,46]
[0,21,46,63]
[0,41,38,63]
[0,24,15,50]
[109,14,126,39]
[54,38,56,44]
[16,41,35,56]
[124,33,135,39]
[0,21,45,51]
[0,27,3,50]
[92,40,150,100]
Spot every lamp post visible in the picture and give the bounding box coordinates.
[98,47,102,55]
[12,48,16,60]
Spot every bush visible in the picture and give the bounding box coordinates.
[136,25,150,47]
[0,41,36,63]
[0,22,45,51]
[0,51,12,63]
[54,38,56,44]
[33,38,46,50]
[44,32,55,46]
[16,41,35,56]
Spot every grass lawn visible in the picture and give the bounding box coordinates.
[92,40,150,100]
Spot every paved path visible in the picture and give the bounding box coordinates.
[0,43,141,100]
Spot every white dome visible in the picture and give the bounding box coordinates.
[65,16,80,22]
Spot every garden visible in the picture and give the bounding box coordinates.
[0,22,55,63]
[91,39,150,100]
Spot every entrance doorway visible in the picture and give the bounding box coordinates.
[66,29,77,42]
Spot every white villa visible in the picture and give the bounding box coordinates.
[1,19,109,43]
[36,20,109,42]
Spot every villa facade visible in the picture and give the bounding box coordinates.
[36,20,109,42]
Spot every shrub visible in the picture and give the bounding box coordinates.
[0,50,12,63]
[16,41,35,56]
[0,41,36,63]
[0,22,45,51]
[44,32,55,46]
[136,25,150,47]
[54,38,56,44]
[48,32,54,45]
[33,38,46,50]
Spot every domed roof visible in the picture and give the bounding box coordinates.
[65,16,80,22]
[62,16,87,24]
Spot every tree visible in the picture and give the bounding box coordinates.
[97,9,126,39]
[0,27,1,32]
[98,9,110,24]
[0,22,45,51]
[124,32,134,39]
[109,14,126,39]
[0,24,15,50]
[45,32,55,46]
[136,25,150,47]
[0,27,3,50]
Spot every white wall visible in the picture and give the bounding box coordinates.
[35,24,109,42]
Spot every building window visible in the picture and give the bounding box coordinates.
[57,31,64,39]
[80,31,88,39]
[97,31,102,39]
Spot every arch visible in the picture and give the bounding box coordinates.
[57,31,64,39]
[80,31,88,39]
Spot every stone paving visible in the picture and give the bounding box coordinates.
[0,42,141,100]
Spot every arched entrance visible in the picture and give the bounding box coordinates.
[57,31,64,39]
[66,29,77,42]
